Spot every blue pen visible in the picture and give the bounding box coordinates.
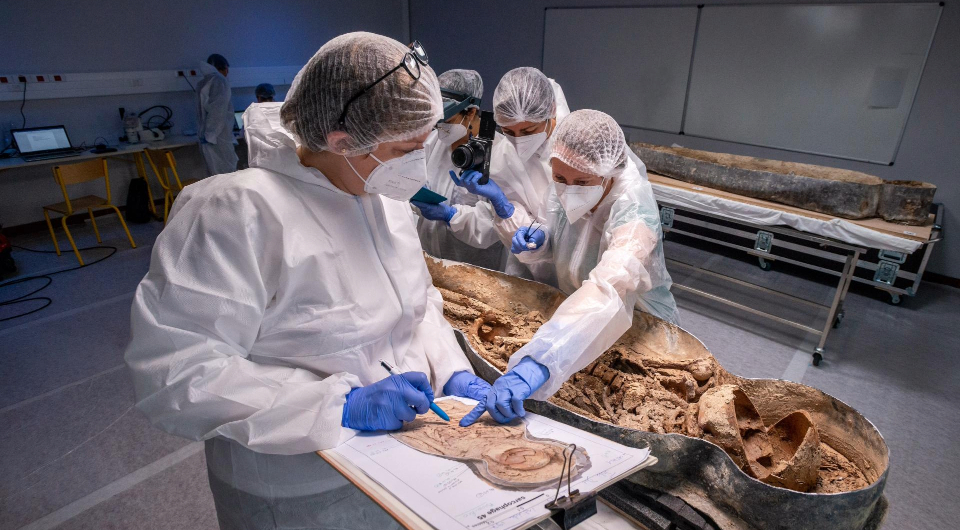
[379,360,450,422]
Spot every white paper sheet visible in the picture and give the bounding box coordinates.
[331,397,652,530]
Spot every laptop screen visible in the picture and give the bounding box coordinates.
[235,111,244,130]
[13,127,72,154]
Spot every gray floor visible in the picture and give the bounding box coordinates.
[1,218,958,529]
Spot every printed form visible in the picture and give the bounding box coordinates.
[330,398,653,530]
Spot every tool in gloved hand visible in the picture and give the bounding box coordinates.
[342,371,436,431]
[511,222,545,254]
[380,360,450,421]
[524,220,543,249]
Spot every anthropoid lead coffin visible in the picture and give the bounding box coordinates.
[426,256,889,530]
[632,142,884,219]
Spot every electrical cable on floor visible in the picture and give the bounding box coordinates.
[0,244,118,322]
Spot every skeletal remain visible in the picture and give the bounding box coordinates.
[439,287,861,493]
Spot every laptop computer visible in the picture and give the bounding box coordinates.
[13,126,84,162]
[234,111,244,131]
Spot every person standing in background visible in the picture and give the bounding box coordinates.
[197,53,239,175]
[255,83,276,102]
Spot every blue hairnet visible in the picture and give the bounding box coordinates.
[255,83,276,99]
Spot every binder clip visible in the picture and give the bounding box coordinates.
[544,444,597,529]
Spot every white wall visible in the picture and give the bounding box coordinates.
[0,0,406,228]
[411,0,960,279]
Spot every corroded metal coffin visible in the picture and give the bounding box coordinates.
[632,143,884,220]
[427,256,889,530]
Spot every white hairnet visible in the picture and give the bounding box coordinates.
[280,32,442,156]
[550,109,627,177]
[493,67,556,126]
[438,69,483,104]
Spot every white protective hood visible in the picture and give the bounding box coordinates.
[125,102,471,455]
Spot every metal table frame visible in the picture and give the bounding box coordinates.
[659,201,865,366]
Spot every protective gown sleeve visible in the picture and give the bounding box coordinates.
[125,187,361,455]
[448,200,503,249]
[506,220,658,400]
[201,76,230,145]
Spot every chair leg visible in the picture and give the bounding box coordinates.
[43,210,61,256]
[60,215,84,266]
[88,208,102,243]
[136,153,158,216]
[163,192,172,225]
[110,206,137,249]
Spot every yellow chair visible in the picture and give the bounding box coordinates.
[143,148,200,223]
[43,158,136,265]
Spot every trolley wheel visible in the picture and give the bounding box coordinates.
[888,293,902,306]
[758,258,772,271]
[812,352,823,366]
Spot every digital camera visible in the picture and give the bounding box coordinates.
[451,110,496,184]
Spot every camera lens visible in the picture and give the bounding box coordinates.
[451,145,473,168]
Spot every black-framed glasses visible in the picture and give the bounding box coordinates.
[337,40,429,127]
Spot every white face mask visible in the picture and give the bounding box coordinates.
[345,149,427,201]
[505,131,547,162]
[436,115,468,146]
[556,180,606,223]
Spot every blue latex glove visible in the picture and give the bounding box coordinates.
[460,357,549,426]
[411,200,457,224]
[443,371,493,420]
[342,372,436,431]
[511,226,545,254]
[449,170,514,219]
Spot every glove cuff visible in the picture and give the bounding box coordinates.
[444,206,458,225]
[493,200,515,219]
[341,389,351,428]
[513,357,550,390]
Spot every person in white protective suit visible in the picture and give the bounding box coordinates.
[125,33,496,530]
[449,67,570,278]
[197,53,239,176]
[410,69,505,270]
[459,109,679,427]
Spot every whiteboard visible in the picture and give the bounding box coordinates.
[542,7,699,133]
[684,3,942,164]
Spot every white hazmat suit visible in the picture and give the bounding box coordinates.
[453,70,570,277]
[508,110,679,400]
[197,62,239,175]
[125,102,472,528]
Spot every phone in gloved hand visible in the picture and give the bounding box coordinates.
[410,187,448,205]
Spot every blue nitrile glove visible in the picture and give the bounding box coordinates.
[460,357,549,426]
[449,170,514,219]
[411,200,457,224]
[443,371,492,414]
[342,372,436,431]
[511,226,545,254]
